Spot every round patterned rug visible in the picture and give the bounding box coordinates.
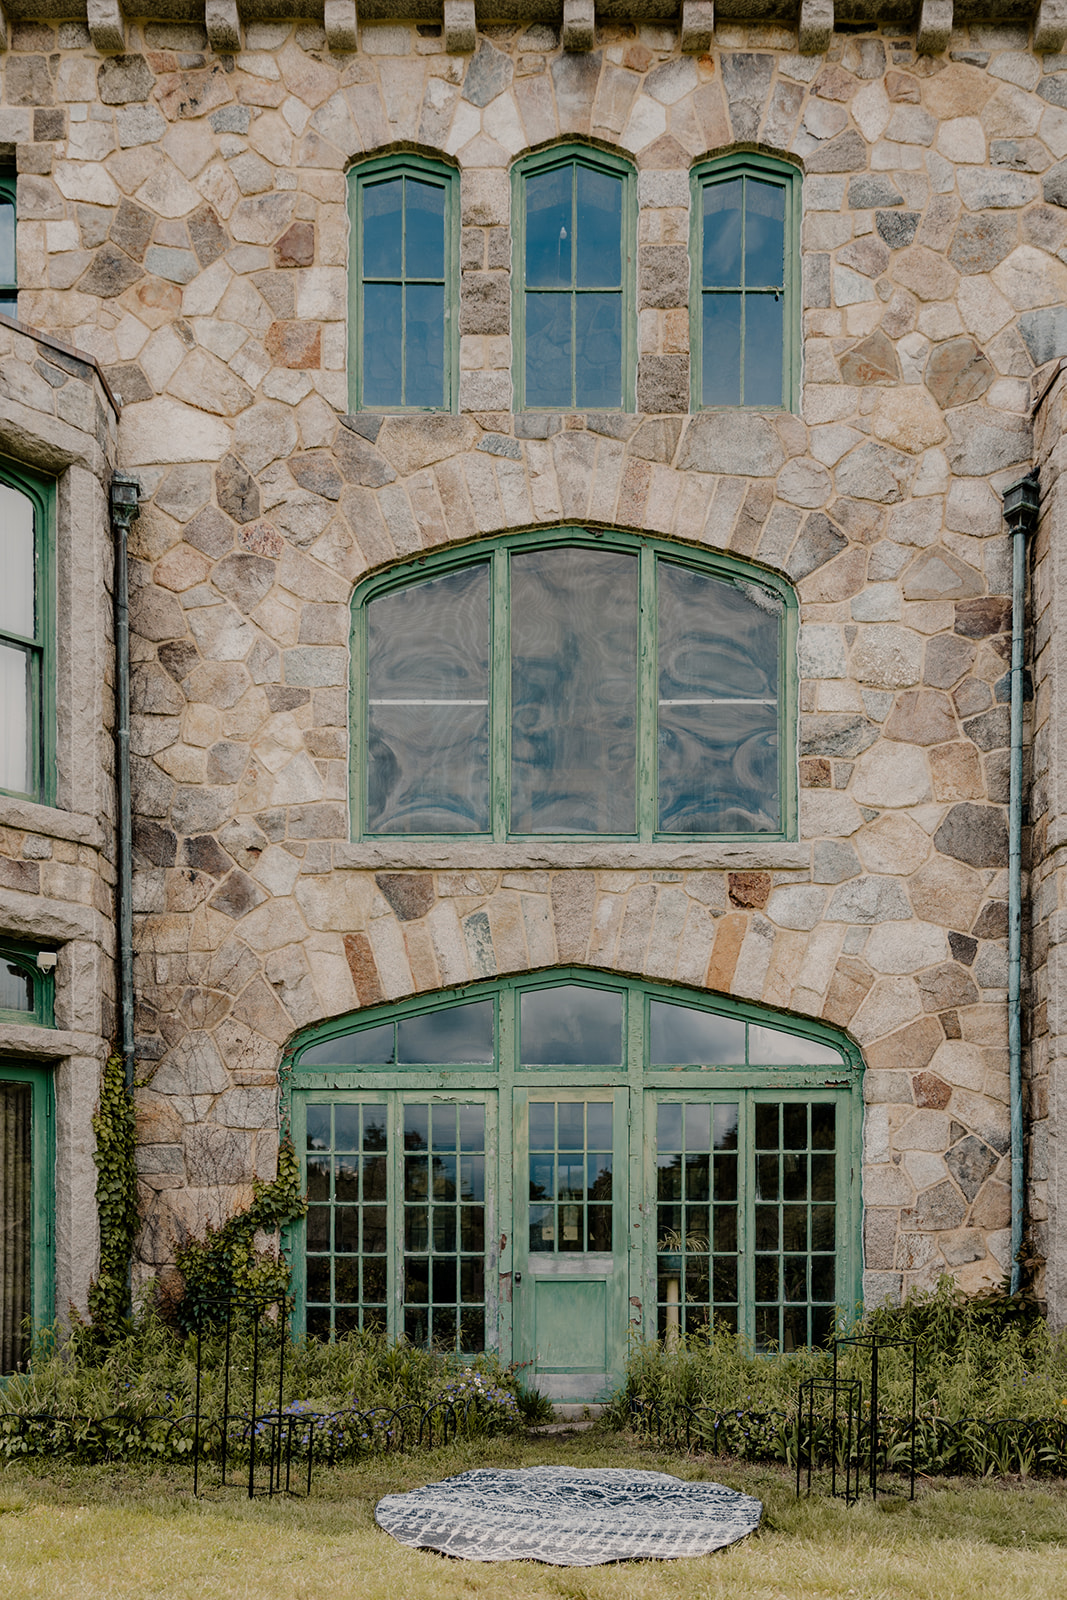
[374,1465,763,1565]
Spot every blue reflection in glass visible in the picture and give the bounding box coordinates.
[362,282,403,407]
[406,282,445,407]
[525,292,572,407]
[744,179,785,287]
[405,179,446,279]
[576,165,622,288]
[703,178,743,285]
[362,178,403,278]
[526,166,572,288]
[743,294,783,407]
[575,293,621,408]
[702,294,741,406]
[520,986,623,1065]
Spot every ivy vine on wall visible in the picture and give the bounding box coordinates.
[87,1051,139,1334]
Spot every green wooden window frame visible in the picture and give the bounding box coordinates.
[0,1060,54,1375]
[0,458,55,805]
[512,144,637,412]
[350,526,797,843]
[690,152,801,413]
[282,971,863,1358]
[0,171,15,317]
[0,943,55,1029]
[347,153,460,414]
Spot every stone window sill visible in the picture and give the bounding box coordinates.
[0,793,102,848]
[333,841,810,872]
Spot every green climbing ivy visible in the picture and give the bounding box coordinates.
[172,1139,307,1329]
[87,1051,139,1335]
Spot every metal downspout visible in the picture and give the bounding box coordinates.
[109,475,141,1093]
[1002,472,1039,1296]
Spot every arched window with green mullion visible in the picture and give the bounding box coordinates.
[0,461,54,804]
[691,153,800,412]
[348,154,459,412]
[0,171,15,318]
[350,528,796,843]
[514,146,636,411]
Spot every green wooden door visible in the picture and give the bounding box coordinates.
[513,1088,628,1402]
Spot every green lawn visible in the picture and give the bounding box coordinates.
[2,1431,1066,1599]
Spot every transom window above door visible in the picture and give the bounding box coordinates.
[352,530,794,842]
[514,146,635,411]
[348,155,458,412]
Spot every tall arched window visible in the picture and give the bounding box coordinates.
[347,154,459,412]
[0,171,16,318]
[0,462,52,803]
[513,146,636,411]
[285,972,861,1391]
[691,153,800,412]
[351,530,795,842]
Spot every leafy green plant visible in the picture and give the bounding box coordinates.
[86,1052,139,1336]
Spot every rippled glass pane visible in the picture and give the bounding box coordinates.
[405,179,446,280]
[575,293,622,408]
[526,165,572,288]
[362,177,403,278]
[0,643,30,796]
[367,565,489,832]
[525,291,572,407]
[0,200,15,287]
[743,293,784,408]
[362,282,403,407]
[649,1001,746,1065]
[702,294,741,406]
[520,985,623,1065]
[397,1001,494,1063]
[405,284,445,408]
[703,178,743,285]
[511,548,637,833]
[658,563,779,832]
[748,1027,844,1067]
[576,165,622,287]
[744,179,785,287]
[0,484,35,640]
[0,962,32,1014]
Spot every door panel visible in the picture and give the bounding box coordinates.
[514,1088,628,1402]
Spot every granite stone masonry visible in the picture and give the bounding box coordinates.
[2,12,1067,1351]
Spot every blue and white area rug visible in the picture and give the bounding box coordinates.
[375,1465,763,1564]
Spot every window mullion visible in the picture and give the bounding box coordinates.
[491,546,510,841]
[637,546,657,841]
[390,1092,402,1344]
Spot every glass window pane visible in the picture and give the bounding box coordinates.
[0,200,14,287]
[742,292,784,409]
[362,177,403,278]
[520,985,622,1065]
[299,1024,395,1067]
[748,1027,844,1067]
[404,178,446,280]
[0,962,33,1015]
[0,642,30,797]
[525,291,572,408]
[361,282,403,407]
[659,563,779,703]
[703,178,743,285]
[576,165,622,288]
[657,1102,682,1149]
[404,284,446,408]
[702,293,741,406]
[658,701,779,833]
[510,547,638,833]
[744,180,785,287]
[0,484,35,640]
[367,565,489,833]
[574,292,622,409]
[397,1000,494,1063]
[526,166,572,288]
[0,296,15,318]
[0,1080,31,1375]
[649,1002,745,1065]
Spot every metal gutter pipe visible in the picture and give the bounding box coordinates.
[1002,471,1039,1296]
[109,475,142,1092]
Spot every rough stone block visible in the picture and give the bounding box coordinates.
[443,0,475,53]
[562,0,595,52]
[680,1,715,53]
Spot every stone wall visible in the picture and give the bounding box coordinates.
[4,17,1060,1305]
[0,313,119,1317]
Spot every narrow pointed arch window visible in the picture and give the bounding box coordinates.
[691,153,800,411]
[0,462,53,802]
[348,155,459,412]
[514,146,636,411]
[351,530,795,841]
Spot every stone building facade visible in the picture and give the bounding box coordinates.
[2,2,1067,1393]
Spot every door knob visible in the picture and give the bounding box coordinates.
[514,1273,522,1283]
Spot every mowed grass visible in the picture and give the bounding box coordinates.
[2,1431,1066,1600]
